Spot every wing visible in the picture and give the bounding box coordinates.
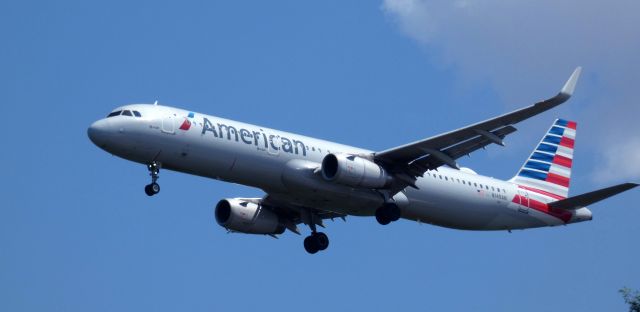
[548,183,639,210]
[375,67,582,180]
[261,195,347,235]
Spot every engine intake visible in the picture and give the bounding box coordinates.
[215,198,285,235]
[321,153,391,188]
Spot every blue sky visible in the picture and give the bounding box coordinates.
[1,1,638,311]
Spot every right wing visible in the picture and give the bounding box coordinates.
[375,67,582,182]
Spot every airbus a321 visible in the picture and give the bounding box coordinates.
[88,67,637,254]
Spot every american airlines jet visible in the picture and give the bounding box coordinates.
[88,67,637,254]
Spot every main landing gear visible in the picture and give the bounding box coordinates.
[144,162,161,196]
[303,232,329,254]
[303,216,329,254]
[375,203,401,225]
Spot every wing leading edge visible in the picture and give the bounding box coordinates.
[375,67,582,179]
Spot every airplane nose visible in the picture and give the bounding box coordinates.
[87,119,111,146]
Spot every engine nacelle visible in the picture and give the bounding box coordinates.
[214,198,285,235]
[321,153,391,188]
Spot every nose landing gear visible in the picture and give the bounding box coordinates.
[144,162,161,196]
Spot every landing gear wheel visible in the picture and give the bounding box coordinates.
[388,204,401,222]
[303,232,330,254]
[375,207,392,225]
[315,232,329,251]
[144,182,160,196]
[144,184,153,196]
[150,182,160,194]
[376,203,401,225]
[304,235,319,254]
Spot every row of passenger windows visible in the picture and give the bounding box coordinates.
[107,110,142,118]
[426,172,507,193]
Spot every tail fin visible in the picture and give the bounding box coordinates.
[511,119,577,198]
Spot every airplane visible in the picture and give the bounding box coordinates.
[88,67,638,254]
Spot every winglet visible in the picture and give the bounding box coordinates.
[560,67,582,96]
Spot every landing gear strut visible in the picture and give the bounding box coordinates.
[144,162,160,196]
[303,214,330,254]
[375,203,401,225]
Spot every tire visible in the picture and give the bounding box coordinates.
[314,232,329,251]
[144,184,154,196]
[375,207,391,225]
[150,182,160,194]
[388,204,401,222]
[304,235,319,254]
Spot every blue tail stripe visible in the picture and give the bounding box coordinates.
[525,161,551,172]
[518,169,548,181]
[543,135,562,145]
[548,126,566,136]
[530,152,554,163]
[536,143,558,154]
[555,119,569,127]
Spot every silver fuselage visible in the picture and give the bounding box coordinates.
[88,104,592,231]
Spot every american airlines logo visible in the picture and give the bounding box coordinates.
[179,112,195,131]
[201,117,308,156]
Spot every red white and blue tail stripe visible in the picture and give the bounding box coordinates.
[511,119,577,199]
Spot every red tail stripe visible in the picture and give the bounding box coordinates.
[546,173,570,187]
[552,154,572,168]
[567,121,577,130]
[559,136,575,149]
[511,195,572,222]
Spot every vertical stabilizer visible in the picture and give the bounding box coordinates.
[511,119,577,198]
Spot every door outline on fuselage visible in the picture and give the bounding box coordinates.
[517,189,530,214]
[162,115,175,134]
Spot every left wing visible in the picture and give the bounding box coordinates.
[375,67,582,180]
[548,183,639,210]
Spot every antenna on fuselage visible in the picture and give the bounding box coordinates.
[153,100,158,106]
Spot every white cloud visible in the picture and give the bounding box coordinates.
[382,0,640,183]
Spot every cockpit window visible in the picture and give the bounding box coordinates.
[122,110,133,116]
[107,110,122,117]
[133,111,142,117]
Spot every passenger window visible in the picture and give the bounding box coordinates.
[474,183,477,187]
[445,177,448,181]
[122,110,133,116]
[492,186,495,191]
[133,111,142,117]
[107,110,121,117]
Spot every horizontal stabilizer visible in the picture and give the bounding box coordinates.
[548,183,638,210]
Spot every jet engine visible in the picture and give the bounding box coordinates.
[321,153,391,188]
[214,198,285,235]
